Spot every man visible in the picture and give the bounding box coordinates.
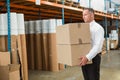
[80,8,104,80]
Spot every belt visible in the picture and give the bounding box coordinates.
[98,52,101,54]
[98,52,101,56]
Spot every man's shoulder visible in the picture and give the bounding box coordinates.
[94,21,101,26]
[94,22,103,29]
[92,21,104,32]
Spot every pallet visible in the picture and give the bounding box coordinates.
[45,0,80,8]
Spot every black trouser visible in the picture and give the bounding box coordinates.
[81,53,101,80]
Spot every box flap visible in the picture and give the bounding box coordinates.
[8,64,20,72]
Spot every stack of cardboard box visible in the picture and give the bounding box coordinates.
[56,23,91,66]
[0,52,20,80]
[109,30,118,49]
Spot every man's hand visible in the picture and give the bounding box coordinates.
[79,56,88,66]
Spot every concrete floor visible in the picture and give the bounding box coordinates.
[29,50,120,80]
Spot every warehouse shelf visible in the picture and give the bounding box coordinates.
[0,0,120,22]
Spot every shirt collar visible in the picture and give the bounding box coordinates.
[90,20,95,26]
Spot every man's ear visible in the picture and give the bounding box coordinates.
[91,13,94,19]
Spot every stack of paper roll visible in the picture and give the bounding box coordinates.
[48,19,59,71]
[25,19,62,71]
[9,13,18,64]
[28,21,35,70]
[0,13,18,64]
[34,20,42,70]
[41,20,49,71]
[0,13,28,80]
[0,14,8,52]
[17,14,28,80]
[25,21,31,70]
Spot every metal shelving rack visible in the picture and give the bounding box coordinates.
[1,0,120,54]
[105,0,120,52]
[0,0,120,22]
[106,0,120,31]
[62,0,64,24]
[6,0,11,52]
[104,0,108,53]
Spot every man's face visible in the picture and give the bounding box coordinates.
[82,10,93,23]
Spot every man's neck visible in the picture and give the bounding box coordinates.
[89,20,94,23]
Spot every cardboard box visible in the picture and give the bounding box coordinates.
[58,63,65,70]
[110,40,118,49]
[0,64,20,80]
[57,44,91,66]
[101,39,110,54]
[0,52,10,66]
[0,36,8,51]
[56,23,91,44]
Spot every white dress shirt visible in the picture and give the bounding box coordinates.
[86,20,104,61]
